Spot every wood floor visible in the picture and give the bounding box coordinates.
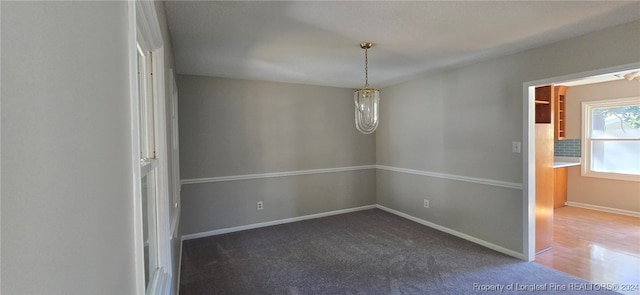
[535,206,640,295]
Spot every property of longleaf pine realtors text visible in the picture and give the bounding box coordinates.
[472,282,639,292]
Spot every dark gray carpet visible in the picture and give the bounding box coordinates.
[180,209,619,294]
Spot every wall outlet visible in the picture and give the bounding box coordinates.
[424,199,430,208]
[257,201,263,210]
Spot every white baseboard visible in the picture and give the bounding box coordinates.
[566,201,640,218]
[375,205,524,260]
[180,203,524,260]
[181,205,377,240]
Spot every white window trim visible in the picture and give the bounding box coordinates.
[129,1,173,294]
[581,96,640,182]
[150,47,173,294]
[168,69,181,239]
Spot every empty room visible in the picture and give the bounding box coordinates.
[1,1,639,295]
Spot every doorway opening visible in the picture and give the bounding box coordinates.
[523,63,640,287]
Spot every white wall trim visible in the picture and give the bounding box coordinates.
[566,201,640,218]
[180,165,522,190]
[375,205,524,260]
[180,165,376,185]
[181,205,377,240]
[376,165,522,190]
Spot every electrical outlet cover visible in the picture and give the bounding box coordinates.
[512,141,521,153]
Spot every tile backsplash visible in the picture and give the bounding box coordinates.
[554,138,581,157]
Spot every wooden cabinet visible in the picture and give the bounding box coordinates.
[534,84,570,253]
[554,86,567,140]
[554,167,568,208]
[535,85,555,254]
[535,86,553,124]
[536,85,568,135]
[535,124,554,254]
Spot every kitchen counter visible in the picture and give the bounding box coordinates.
[554,157,581,168]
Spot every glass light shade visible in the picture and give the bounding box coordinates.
[354,88,380,134]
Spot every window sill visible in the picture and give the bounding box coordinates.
[581,171,640,182]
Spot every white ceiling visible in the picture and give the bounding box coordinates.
[164,1,640,89]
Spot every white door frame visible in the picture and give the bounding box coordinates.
[521,62,640,261]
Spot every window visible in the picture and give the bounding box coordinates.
[131,1,173,293]
[582,97,640,181]
[137,46,159,290]
[138,45,155,161]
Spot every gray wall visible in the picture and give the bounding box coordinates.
[1,2,136,294]
[377,20,640,253]
[178,76,376,235]
[376,53,525,251]
[182,170,376,234]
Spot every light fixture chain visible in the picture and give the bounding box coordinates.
[364,47,369,88]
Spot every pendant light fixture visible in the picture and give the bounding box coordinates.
[354,42,380,134]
